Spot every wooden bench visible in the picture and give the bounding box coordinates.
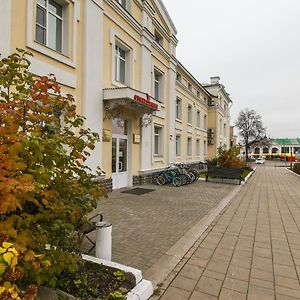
[206,166,244,185]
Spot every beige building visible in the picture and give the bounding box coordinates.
[203,77,232,159]
[1,0,233,190]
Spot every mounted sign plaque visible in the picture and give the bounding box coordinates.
[133,134,140,144]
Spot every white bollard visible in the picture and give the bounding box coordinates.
[95,221,112,261]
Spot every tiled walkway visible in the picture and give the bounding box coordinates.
[156,164,300,299]
[88,180,234,272]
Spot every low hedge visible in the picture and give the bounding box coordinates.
[293,163,300,175]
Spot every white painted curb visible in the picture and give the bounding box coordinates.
[127,280,153,300]
[82,255,153,300]
[287,168,300,178]
[241,168,255,185]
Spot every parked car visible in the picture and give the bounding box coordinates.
[255,157,266,164]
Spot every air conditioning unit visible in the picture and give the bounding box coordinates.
[207,128,214,134]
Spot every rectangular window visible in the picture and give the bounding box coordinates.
[196,110,200,128]
[176,72,181,82]
[204,114,207,130]
[176,135,181,157]
[196,139,201,157]
[154,125,163,156]
[176,97,182,120]
[188,82,192,91]
[117,0,127,9]
[187,137,192,157]
[36,0,63,53]
[197,90,200,98]
[188,104,193,124]
[204,140,207,156]
[115,45,126,83]
[154,30,163,46]
[154,70,163,102]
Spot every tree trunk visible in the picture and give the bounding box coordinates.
[245,141,249,161]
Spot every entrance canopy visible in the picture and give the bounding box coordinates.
[103,87,161,120]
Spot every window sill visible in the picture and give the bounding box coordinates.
[176,118,182,123]
[112,81,128,88]
[187,123,193,127]
[28,40,75,68]
[153,156,164,162]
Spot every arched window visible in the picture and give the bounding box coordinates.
[263,147,269,154]
[272,148,278,154]
[254,147,260,154]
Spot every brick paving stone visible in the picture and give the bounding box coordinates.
[195,276,223,296]
[88,180,234,272]
[218,288,246,300]
[223,277,248,293]
[248,285,275,300]
[170,275,197,291]
[158,164,300,299]
[189,291,217,300]
[178,263,203,280]
[275,286,300,299]
[159,287,191,300]
[227,265,250,281]
[249,277,274,290]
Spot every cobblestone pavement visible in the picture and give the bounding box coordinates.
[155,163,300,300]
[87,180,234,272]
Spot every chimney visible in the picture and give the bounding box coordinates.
[210,76,220,84]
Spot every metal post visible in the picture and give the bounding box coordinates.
[95,221,112,261]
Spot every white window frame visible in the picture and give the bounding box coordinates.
[154,125,163,157]
[115,44,126,84]
[28,0,77,67]
[176,134,181,157]
[176,97,182,120]
[196,139,201,157]
[196,110,201,128]
[187,137,192,157]
[187,104,193,125]
[35,0,67,54]
[153,69,164,103]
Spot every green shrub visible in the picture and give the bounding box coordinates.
[293,163,300,175]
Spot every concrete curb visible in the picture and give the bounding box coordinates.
[286,168,300,179]
[83,255,153,300]
[242,168,256,184]
[144,183,243,289]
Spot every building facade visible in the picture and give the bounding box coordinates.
[203,77,232,159]
[1,0,233,190]
[249,138,300,161]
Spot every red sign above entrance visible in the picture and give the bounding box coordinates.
[133,94,158,110]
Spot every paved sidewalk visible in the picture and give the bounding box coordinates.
[154,164,300,300]
[87,180,234,272]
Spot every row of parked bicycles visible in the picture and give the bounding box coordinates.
[153,163,200,187]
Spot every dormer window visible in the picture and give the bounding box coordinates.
[154,30,163,47]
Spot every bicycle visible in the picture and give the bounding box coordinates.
[156,167,183,187]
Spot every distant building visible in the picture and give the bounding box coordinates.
[249,138,300,161]
[202,77,233,159]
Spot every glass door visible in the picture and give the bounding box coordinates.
[112,136,128,189]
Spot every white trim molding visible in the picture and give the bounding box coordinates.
[0,0,11,57]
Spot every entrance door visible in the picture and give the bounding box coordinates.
[112,135,128,189]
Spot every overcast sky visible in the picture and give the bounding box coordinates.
[163,0,300,138]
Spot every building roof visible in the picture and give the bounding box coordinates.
[272,138,300,145]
